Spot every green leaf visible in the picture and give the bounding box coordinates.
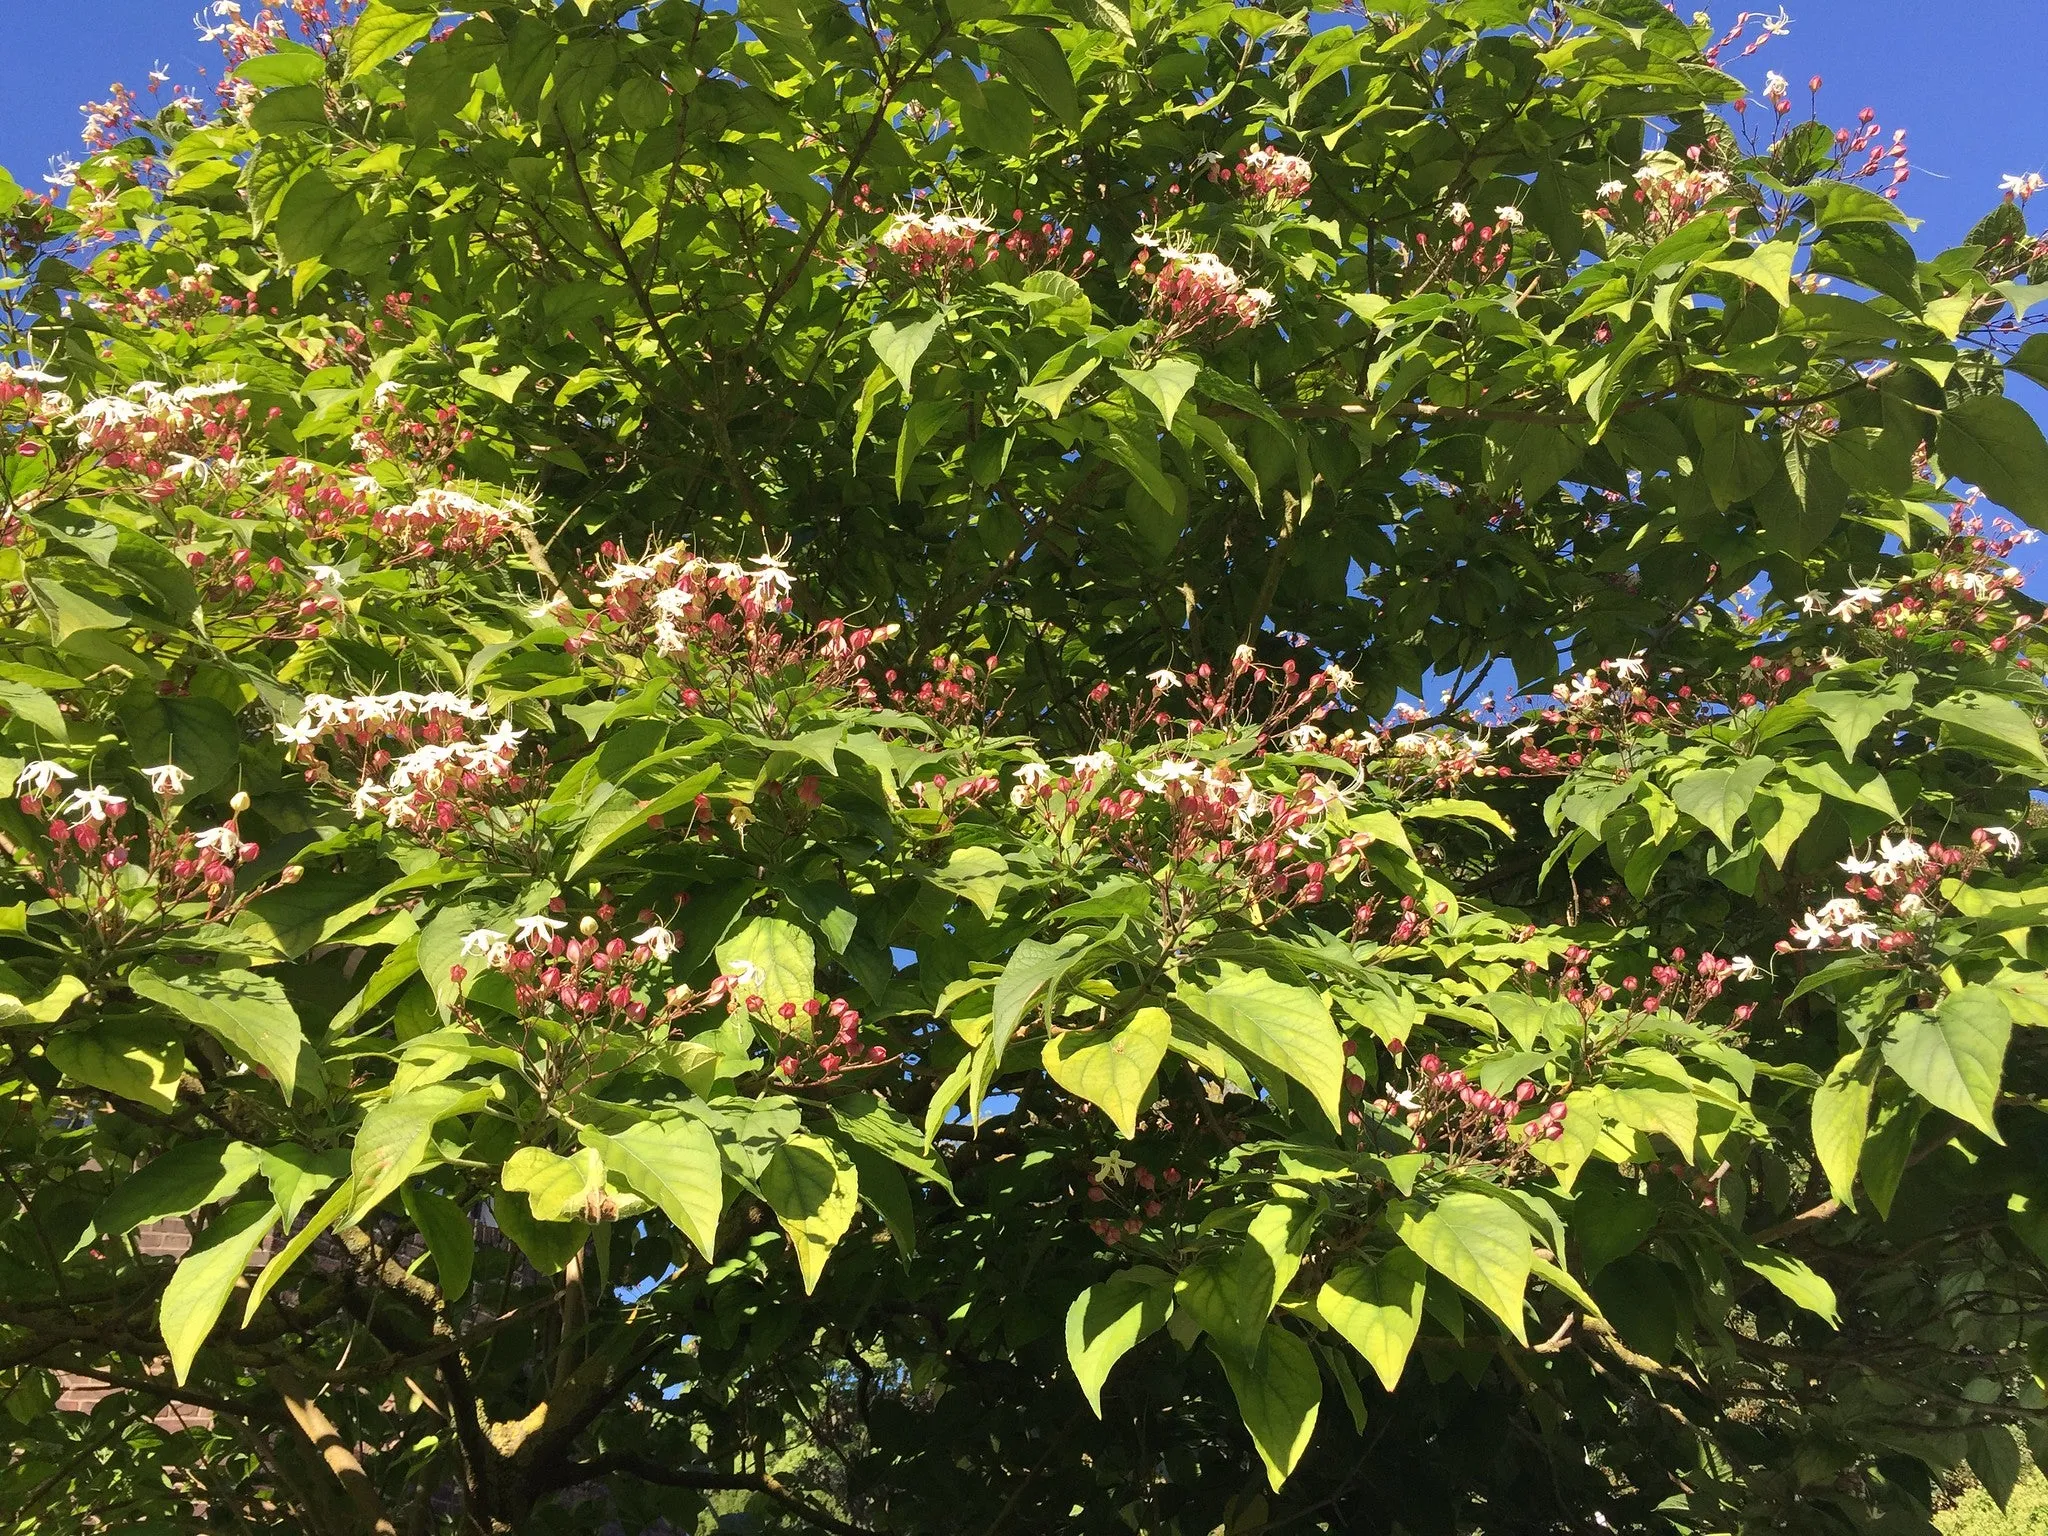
[570,765,719,874]
[1174,1201,1309,1357]
[1043,1006,1171,1139]
[1705,238,1797,304]
[827,1094,954,1195]
[0,972,86,1026]
[502,1146,606,1223]
[1183,964,1344,1123]
[716,915,816,1030]
[991,932,1093,1060]
[1113,356,1201,430]
[1923,691,2048,774]
[1317,1249,1426,1392]
[348,0,438,79]
[1214,1325,1323,1491]
[161,1202,278,1384]
[95,1139,262,1243]
[1882,988,2011,1140]
[1740,1244,1839,1325]
[350,1083,490,1221]
[759,1132,859,1293]
[1393,1193,1531,1343]
[458,364,531,403]
[128,965,304,1097]
[243,1176,354,1325]
[1066,1267,1174,1415]
[1668,756,1774,849]
[1402,799,1517,839]
[272,169,357,264]
[46,1020,185,1112]
[0,679,65,742]
[236,41,328,87]
[583,1118,726,1262]
[402,1187,475,1302]
[990,25,1080,127]
[1811,1048,1876,1208]
[491,1189,588,1275]
[926,845,1009,920]
[250,83,330,137]
[1018,356,1100,418]
[1944,393,2048,522]
[870,313,944,392]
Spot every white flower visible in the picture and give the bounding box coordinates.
[1829,584,1886,620]
[17,761,76,797]
[513,914,567,947]
[2001,172,2047,203]
[1839,854,1881,876]
[1727,955,1760,981]
[1980,825,2023,855]
[276,716,322,746]
[1146,668,1181,691]
[1134,758,1202,793]
[1815,897,1866,926]
[142,763,192,796]
[1494,205,1525,228]
[1321,664,1355,697]
[1446,201,1471,223]
[1065,752,1116,776]
[480,722,527,757]
[748,553,795,605]
[1893,892,1926,918]
[1789,913,1833,949]
[724,958,765,989]
[1796,592,1827,615]
[1761,70,1789,100]
[1232,644,1257,668]
[460,929,511,967]
[1286,723,1327,751]
[1014,761,1054,788]
[1878,833,1926,869]
[194,825,242,855]
[1839,921,1885,949]
[634,925,678,961]
[62,786,128,822]
[1606,654,1647,680]
[1596,180,1626,201]
[1092,1151,1133,1186]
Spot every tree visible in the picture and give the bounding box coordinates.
[3,0,2048,1531]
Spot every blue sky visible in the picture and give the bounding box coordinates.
[4,1,2044,588]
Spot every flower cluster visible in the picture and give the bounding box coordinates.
[1375,1051,1568,1168]
[59,381,251,497]
[873,210,995,287]
[453,905,707,1034]
[1782,833,1996,955]
[1226,146,1314,203]
[559,543,902,724]
[368,485,523,559]
[1593,151,1734,236]
[1554,943,1761,1025]
[185,546,339,640]
[767,994,893,1083]
[1415,200,1521,277]
[351,388,470,479]
[16,762,292,942]
[1081,1152,1184,1247]
[276,691,535,842]
[1132,239,1274,342]
[266,458,379,537]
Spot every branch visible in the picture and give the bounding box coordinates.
[561,1455,875,1536]
[269,1365,398,1536]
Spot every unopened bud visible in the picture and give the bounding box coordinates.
[229,790,251,813]
[280,864,304,885]
[579,914,599,936]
